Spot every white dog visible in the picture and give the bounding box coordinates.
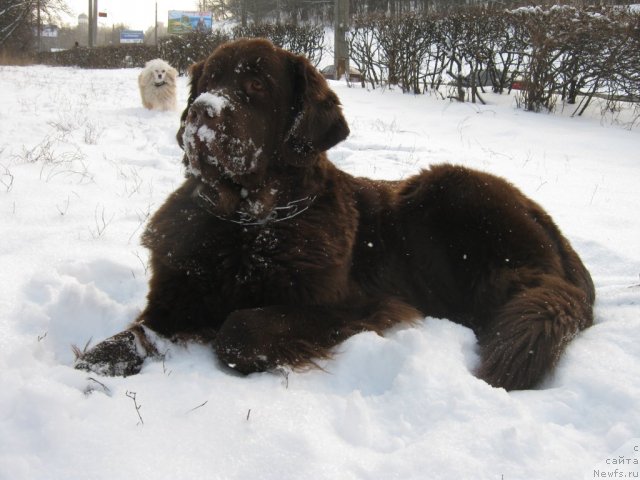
[138,59,178,111]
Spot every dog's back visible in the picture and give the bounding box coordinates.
[387,164,594,389]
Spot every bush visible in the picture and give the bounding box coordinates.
[348,4,640,117]
[158,31,231,74]
[231,23,326,66]
[36,23,326,73]
[38,45,158,69]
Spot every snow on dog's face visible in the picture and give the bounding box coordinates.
[177,38,349,191]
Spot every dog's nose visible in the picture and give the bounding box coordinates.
[191,92,230,121]
[187,103,213,125]
[188,103,222,128]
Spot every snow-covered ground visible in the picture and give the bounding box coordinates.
[0,65,639,480]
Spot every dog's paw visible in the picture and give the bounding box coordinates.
[74,330,146,377]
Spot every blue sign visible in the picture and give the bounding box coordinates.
[120,30,144,44]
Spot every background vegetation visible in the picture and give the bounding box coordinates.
[1,0,638,120]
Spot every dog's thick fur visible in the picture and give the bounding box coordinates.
[76,39,595,390]
[138,58,178,111]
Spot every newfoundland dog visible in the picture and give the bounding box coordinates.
[76,38,595,390]
[138,58,178,111]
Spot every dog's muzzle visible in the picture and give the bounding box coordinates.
[182,92,262,180]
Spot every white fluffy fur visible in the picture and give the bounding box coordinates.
[138,59,178,111]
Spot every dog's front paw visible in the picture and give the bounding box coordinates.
[74,330,148,377]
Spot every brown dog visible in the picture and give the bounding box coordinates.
[75,39,595,390]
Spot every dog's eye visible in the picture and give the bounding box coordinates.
[246,79,264,95]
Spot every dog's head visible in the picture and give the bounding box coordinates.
[177,38,349,189]
[142,59,177,87]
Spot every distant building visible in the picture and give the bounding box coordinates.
[77,13,88,46]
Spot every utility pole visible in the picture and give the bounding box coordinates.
[334,0,349,80]
[37,0,41,52]
[92,0,98,46]
[155,1,158,47]
[88,0,93,47]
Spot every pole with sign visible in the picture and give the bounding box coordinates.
[88,0,98,46]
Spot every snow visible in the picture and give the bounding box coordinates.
[1,65,639,480]
[194,91,233,117]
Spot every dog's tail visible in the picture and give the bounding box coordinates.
[476,274,593,390]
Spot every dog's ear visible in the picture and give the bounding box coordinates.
[168,65,178,82]
[284,54,350,166]
[176,60,205,151]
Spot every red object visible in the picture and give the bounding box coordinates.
[98,12,107,17]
